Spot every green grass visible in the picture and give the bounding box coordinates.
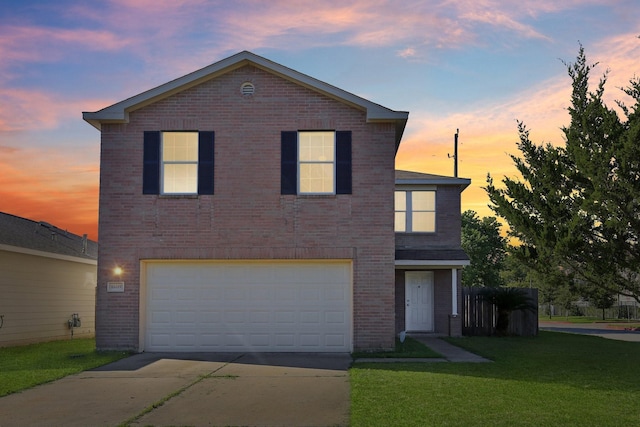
[350,331,640,426]
[352,337,442,359]
[0,338,129,397]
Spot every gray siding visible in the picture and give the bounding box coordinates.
[0,249,96,347]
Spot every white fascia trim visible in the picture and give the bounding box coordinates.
[395,260,470,268]
[0,244,97,265]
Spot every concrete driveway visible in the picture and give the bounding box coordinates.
[0,352,351,427]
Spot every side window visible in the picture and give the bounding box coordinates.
[395,190,436,232]
[143,131,214,195]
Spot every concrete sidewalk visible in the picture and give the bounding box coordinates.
[540,320,640,342]
[354,335,491,363]
[0,352,351,427]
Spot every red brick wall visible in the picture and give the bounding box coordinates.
[96,65,396,351]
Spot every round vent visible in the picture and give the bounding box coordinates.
[240,82,255,96]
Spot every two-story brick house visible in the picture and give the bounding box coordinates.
[84,51,469,353]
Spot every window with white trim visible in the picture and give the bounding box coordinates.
[162,132,198,194]
[298,131,335,194]
[395,190,436,232]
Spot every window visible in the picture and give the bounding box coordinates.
[281,130,351,195]
[143,131,214,195]
[395,190,436,232]
[162,132,198,194]
[299,131,335,194]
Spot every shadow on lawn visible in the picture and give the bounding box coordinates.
[353,331,640,393]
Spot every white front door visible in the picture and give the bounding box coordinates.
[405,271,434,331]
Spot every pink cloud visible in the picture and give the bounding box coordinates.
[592,33,640,110]
[0,24,131,67]
[0,87,115,132]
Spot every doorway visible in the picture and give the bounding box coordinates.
[405,271,434,331]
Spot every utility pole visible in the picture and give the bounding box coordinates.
[448,129,459,177]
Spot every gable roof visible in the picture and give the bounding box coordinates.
[83,50,409,148]
[0,211,98,262]
[395,170,471,189]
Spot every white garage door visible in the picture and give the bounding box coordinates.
[143,260,352,352]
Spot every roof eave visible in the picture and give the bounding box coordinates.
[396,178,471,191]
[395,260,471,269]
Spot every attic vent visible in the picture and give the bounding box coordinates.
[240,82,255,96]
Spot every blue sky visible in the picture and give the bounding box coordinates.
[1,0,638,239]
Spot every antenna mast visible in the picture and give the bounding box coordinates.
[448,129,459,177]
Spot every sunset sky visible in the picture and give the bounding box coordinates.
[1,1,638,241]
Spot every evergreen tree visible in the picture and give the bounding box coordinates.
[486,45,640,303]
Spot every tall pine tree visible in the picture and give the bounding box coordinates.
[486,45,640,303]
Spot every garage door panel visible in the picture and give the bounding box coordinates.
[326,311,346,324]
[200,310,221,324]
[144,261,351,352]
[275,311,295,323]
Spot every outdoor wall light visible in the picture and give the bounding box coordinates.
[113,266,123,276]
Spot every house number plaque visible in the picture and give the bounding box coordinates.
[107,282,125,293]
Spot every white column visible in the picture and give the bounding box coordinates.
[451,268,458,316]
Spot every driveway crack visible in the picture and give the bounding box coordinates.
[118,354,245,427]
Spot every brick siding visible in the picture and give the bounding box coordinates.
[96,65,396,351]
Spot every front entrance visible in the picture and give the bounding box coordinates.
[405,271,434,331]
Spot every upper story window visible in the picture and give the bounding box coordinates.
[281,130,352,195]
[395,190,436,232]
[162,132,198,194]
[298,131,335,194]
[143,131,214,195]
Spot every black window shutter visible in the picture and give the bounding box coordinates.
[281,131,298,194]
[198,131,215,195]
[143,131,161,194]
[336,131,352,194]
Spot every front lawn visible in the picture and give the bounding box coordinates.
[0,338,129,397]
[351,331,640,426]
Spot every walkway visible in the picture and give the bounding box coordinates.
[355,335,491,363]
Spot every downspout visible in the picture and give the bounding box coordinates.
[451,268,458,316]
[449,268,459,336]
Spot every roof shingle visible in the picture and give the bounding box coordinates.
[0,212,97,260]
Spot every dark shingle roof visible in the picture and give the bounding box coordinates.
[395,170,471,189]
[396,248,469,261]
[0,212,97,260]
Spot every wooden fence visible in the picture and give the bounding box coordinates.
[462,287,539,336]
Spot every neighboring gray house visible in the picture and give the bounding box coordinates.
[0,212,98,347]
